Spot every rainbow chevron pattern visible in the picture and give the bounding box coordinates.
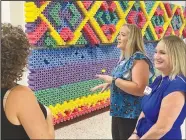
[25,1,185,125]
[25,1,186,47]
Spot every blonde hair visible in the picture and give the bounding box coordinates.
[161,35,186,79]
[120,24,145,60]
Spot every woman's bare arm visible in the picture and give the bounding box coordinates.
[8,86,55,139]
[140,91,185,139]
[115,60,150,96]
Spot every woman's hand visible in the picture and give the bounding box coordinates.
[95,74,113,84]
[128,134,139,140]
[90,83,110,93]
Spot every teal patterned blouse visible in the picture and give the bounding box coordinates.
[110,51,155,119]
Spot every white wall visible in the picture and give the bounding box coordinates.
[2,1,25,28]
[2,1,10,23]
[10,1,25,29]
[170,1,186,6]
[2,1,27,86]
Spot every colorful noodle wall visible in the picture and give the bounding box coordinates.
[25,1,186,125]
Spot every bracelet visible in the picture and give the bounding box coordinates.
[112,77,118,84]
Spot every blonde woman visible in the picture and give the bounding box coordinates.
[91,24,154,139]
[129,35,186,139]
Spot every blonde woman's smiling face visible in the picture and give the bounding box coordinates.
[154,41,172,75]
[117,25,130,51]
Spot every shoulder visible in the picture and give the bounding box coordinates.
[164,75,186,98]
[130,52,155,76]
[131,52,153,68]
[169,75,186,88]
[8,85,36,103]
[4,85,39,119]
[125,51,152,70]
[131,51,147,60]
[12,85,34,95]
[14,85,33,91]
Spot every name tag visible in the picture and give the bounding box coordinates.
[144,86,152,95]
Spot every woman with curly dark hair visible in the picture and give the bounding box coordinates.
[1,23,55,139]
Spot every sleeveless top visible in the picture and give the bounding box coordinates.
[110,51,155,119]
[136,75,186,139]
[1,87,47,139]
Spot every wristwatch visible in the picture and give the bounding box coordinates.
[112,77,118,84]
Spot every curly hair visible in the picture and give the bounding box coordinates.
[1,23,31,88]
